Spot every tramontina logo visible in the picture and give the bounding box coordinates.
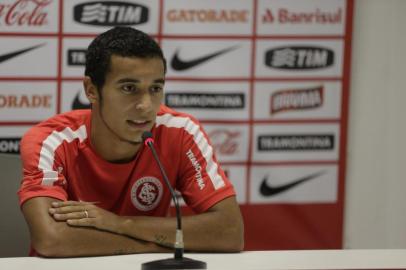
[257,134,335,151]
[0,138,21,154]
[265,46,334,69]
[165,93,245,109]
[73,1,149,26]
[67,49,87,66]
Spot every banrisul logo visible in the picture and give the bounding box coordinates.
[74,1,149,26]
[265,46,334,69]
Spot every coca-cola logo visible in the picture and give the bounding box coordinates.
[0,0,51,26]
[209,129,240,155]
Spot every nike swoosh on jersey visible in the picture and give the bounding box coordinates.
[260,171,325,197]
[170,46,238,71]
[72,92,91,110]
[0,43,45,64]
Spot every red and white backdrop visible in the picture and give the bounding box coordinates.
[0,0,353,250]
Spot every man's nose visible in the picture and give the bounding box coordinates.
[135,92,152,111]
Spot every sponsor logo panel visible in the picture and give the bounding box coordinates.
[164,81,249,120]
[258,134,334,151]
[265,46,334,70]
[253,123,340,162]
[202,124,249,163]
[61,82,90,113]
[254,81,342,120]
[250,165,338,203]
[163,0,252,35]
[221,165,247,204]
[67,49,87,66]
[257,0,346,35]
[255,39,343,78]
[63,0,159,34]
[0,81,57,121]
[0,0,59,33]
[0,37,57,77]
[0,126,30,154]
[162,39,251,78]
[166,93,244,110]
[62,38,93,77]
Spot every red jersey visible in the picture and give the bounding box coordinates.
[18,105,235,216]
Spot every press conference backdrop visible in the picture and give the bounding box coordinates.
[0,0,353,251]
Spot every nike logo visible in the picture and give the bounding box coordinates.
[0,43,45,64]
[171,46,238,71]
[260,171,325,197]
[72,91,90,110]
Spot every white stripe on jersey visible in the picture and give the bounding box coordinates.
[155,114,225,190]
[38,125,87,186]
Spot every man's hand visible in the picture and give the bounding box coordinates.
[49,201,121,234]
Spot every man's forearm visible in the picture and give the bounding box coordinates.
[118,197,244,252]
[22,197,170,258]
[41,196,244,253]
[37,221,170,257]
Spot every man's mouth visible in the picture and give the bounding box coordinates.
[126,119,151,129]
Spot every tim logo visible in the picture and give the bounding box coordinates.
[73,1,149,26]
[0,138,20,154]
[271,86,324,115]
[265,46,334,69]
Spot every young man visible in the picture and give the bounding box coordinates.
[18,27,244,257]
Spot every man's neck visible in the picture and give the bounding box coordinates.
[90,114,141,163]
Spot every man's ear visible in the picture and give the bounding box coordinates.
[83,76,99,104]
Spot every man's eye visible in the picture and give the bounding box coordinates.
[150,86,163,94]
[122,85,137,94]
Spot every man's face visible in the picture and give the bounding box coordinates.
[94,55,165,144]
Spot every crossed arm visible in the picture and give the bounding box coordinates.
[22,196,244,257]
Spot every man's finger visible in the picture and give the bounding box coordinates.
[66,218,93,227]
[51,201,81,207]
[52,211,88,221]
[49,205,84,214]
[51,200,98,207]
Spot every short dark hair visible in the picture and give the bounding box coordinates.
[85,26,166,91]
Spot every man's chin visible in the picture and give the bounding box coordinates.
[119,136,143,145]
[123,126,153,144]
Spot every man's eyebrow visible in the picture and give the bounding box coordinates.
[154,79,165,84]
[117,78,140,84]
[116,78,165,84]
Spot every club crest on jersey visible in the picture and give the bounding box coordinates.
[131,176,163,211]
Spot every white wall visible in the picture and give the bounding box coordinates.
[344,0,406,248]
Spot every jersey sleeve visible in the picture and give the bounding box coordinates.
[17,126,68,206]
[176,116,236,213]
